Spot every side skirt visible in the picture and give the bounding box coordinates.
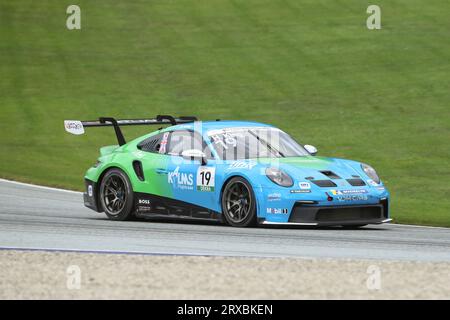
[134,192,223,223]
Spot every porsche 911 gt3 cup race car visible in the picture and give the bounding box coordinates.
[64,115,391,228]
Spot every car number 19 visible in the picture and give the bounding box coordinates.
[197,167,215,192]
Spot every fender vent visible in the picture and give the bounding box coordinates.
[311,180,337,187]
[133,161,145,181]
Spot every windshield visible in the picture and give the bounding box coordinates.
[208,127,310,160]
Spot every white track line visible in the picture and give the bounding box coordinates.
[389,223,450,230]
[0,246,205,257]
[0,178,448,230]
[0,178,82,195]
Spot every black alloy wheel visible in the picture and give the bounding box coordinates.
[221,177,257,227]
[99,169,134,221]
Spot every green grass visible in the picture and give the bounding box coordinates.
[1,0,449,226]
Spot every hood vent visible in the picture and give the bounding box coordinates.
[347,178,366,186]
[320,171,341,179]
[311,180,337,187]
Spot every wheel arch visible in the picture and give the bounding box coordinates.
[97,164,127,184]
[220,174,260,217]
[96,165,133,208]
[96,165,136,220]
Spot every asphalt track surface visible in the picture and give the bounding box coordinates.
[0,179,449,262]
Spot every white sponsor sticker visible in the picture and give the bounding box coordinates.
[64,120,85,135]
[88,185,93,197]
[290,189,311,194]
[266,208,289,214]
[196,167,215,192]
[299,182,311,190]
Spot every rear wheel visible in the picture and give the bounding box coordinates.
[221,177,256,227]
[99,169,134,221]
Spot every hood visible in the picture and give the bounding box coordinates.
[223,156,369,188]
[272,156,364,181]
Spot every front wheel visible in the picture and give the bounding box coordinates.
[221,177,257,227]
[99,169,134,221]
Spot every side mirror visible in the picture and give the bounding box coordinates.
[181,149,207,165]
[304,144,318,156]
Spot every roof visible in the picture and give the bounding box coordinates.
[162,120,273,133]
[128,120,277,146]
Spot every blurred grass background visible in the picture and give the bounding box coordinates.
[0,0,449,226]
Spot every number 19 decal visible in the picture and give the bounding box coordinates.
[197,167,215,192]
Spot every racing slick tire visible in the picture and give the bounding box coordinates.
[99,168,134,221]
[221,177,257,228]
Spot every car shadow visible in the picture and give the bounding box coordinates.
[87,215,389,231]
[259,224,388,231]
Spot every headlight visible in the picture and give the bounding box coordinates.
[361,163,380,184]
[265,167,293,187]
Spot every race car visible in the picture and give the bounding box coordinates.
[64,115,391,228]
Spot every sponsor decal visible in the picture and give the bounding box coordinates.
[267,193,281,201]
[299,182,311,190]
[196,167,215,192]
[168,166,194,190]
[87,185,93,197]
[337,195,369,202]
[64,120,84,135]
[159,132,169,154]
[211,133,237,150]
[367,179,379,186]
[290,189,311,194]
[137,206,152,213]
[137,200,152,213]
[266,208,289,214]
[227,161,257,170]
[376,187,386,192]
[330,189,368,196]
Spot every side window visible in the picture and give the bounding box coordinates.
[137,132,169,154]
[166,130,212,158]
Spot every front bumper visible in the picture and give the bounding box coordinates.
[261,200,391,226]
[259,185,391,226]
[288,198,389,226]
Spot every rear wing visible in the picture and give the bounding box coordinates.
[64,115,198,146]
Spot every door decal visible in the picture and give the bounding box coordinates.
[196,167,215,192]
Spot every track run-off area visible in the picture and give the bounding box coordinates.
[0,179,449,262]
